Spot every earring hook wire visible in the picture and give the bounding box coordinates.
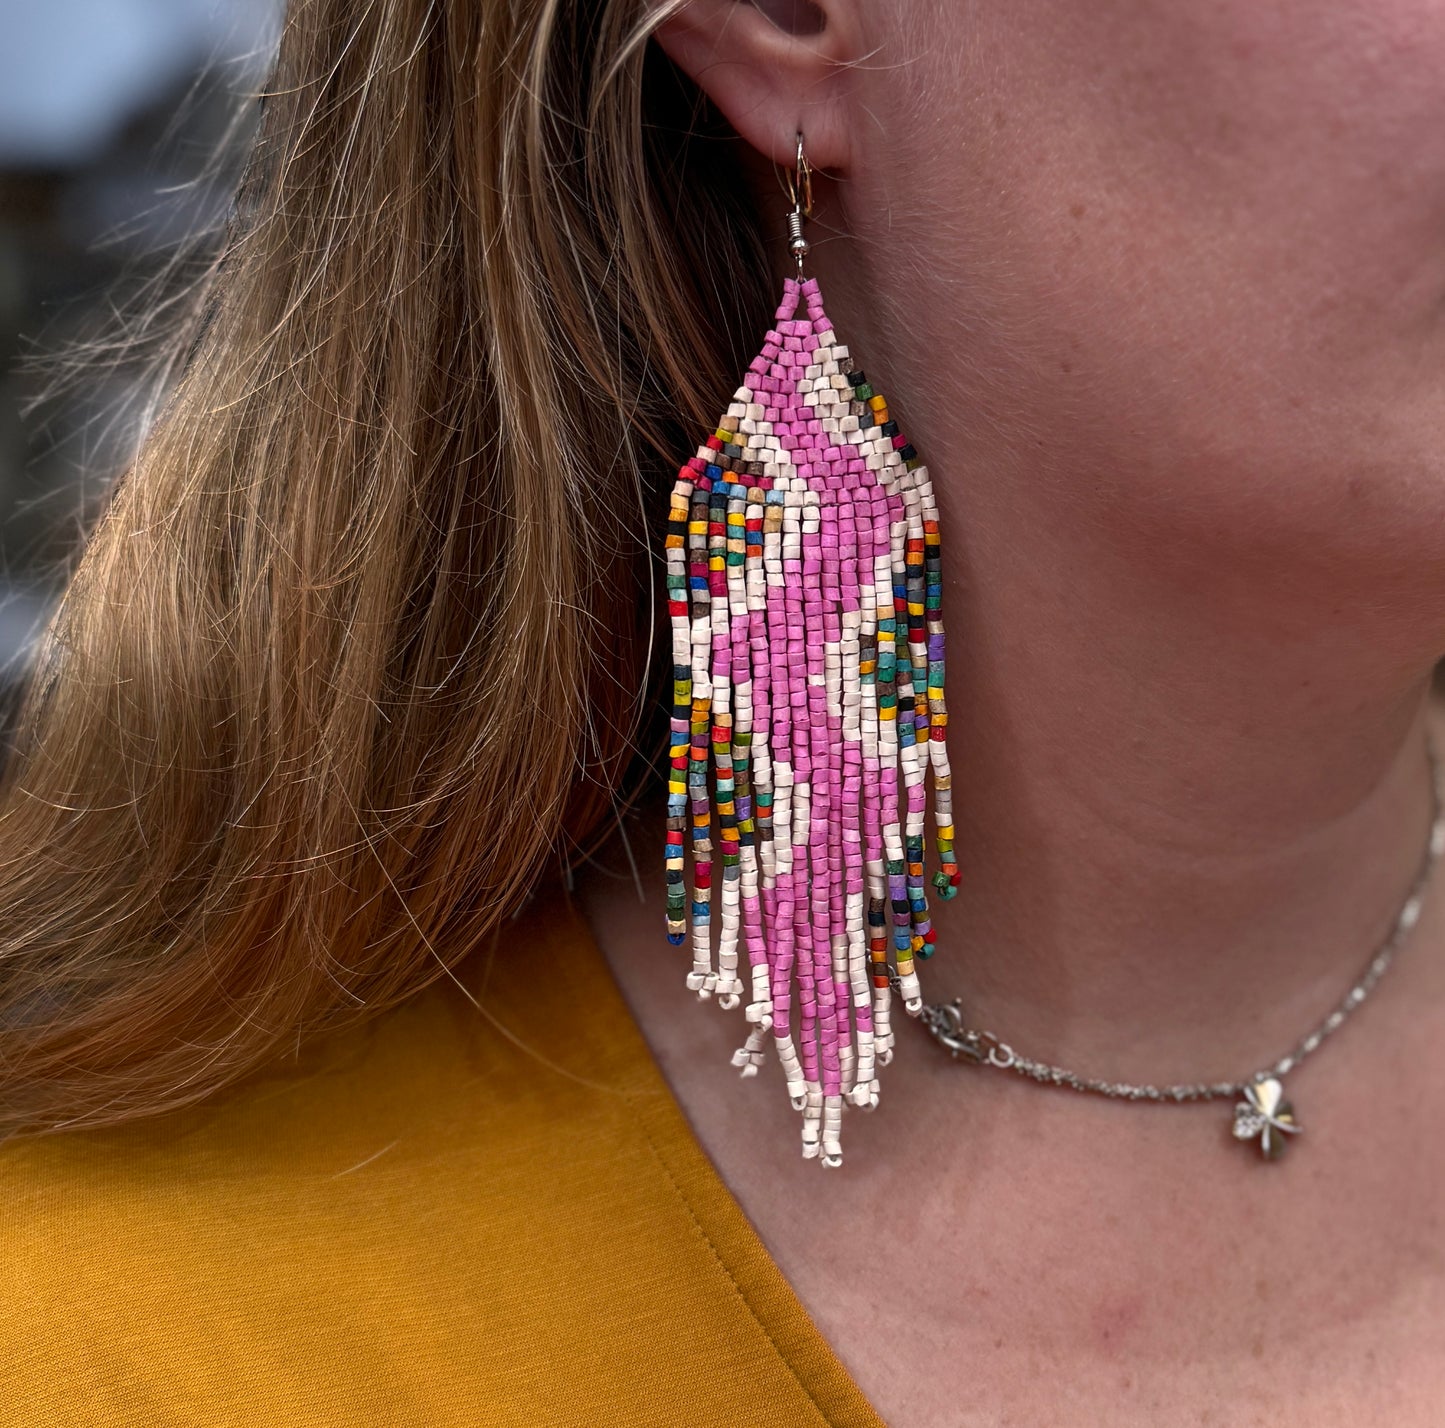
[782,130,813,276]
[784,131,813,217]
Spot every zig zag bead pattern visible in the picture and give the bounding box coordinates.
[664,273,958,1168]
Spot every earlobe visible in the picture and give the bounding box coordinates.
[647,0,857,176]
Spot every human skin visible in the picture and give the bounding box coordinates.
[577,1,1445,1421]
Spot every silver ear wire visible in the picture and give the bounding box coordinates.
[784,131,813,275]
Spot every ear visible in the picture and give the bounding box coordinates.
[648,0,861,176]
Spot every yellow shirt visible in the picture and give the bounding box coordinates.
[0,885,886,1427]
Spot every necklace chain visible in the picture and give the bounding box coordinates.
[894,735,1445,1104]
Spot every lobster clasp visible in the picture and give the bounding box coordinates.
[922,999,988,1062]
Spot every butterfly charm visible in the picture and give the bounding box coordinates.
[1232,1076,1301,1160]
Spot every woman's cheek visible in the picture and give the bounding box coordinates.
[860,0,1445,578]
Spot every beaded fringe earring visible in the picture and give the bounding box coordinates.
[663,134,958,1168]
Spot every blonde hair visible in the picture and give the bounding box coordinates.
[0,0,771,1139]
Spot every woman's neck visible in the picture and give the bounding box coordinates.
[922,515,1443,1085]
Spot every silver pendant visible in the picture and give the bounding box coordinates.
[1232,1076,1301,1160]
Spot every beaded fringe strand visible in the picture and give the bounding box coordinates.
[664,274,958,1167]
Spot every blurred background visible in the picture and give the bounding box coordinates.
[0,0,279,700]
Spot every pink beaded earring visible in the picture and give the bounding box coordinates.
[663,132,958,1168]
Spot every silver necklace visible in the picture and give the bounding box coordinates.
[893,737,1445,1160]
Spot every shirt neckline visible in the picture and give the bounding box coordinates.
[522,886,888,1428]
